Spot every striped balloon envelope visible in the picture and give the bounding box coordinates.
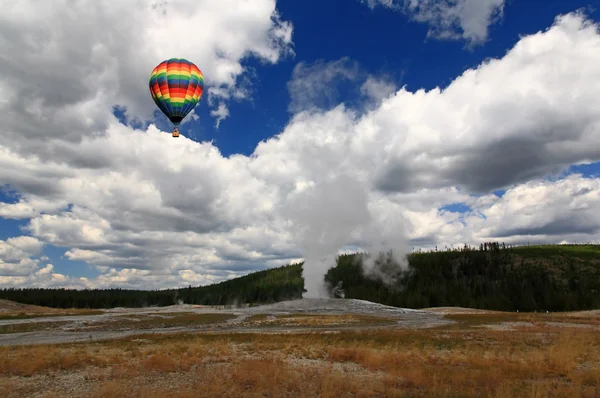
[149,58,205,137]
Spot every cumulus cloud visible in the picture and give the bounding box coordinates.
[0,0,294,154]
[0,263,82,289]
[362,0,505,46]
[1,12,600,291]
[0,236,43,276]
[369,12,600,194]
[477,175,600,243]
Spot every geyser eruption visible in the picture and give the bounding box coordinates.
[285,173,409,298]
[285,174,370,298]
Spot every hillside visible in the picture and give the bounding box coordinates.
[326,243,600,311]
[0,299,63,314]
[0,262,305,309]
[2,243,600,312]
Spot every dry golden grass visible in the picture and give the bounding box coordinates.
[445,311,600,328]
[1,311,599,397]
[0,299,104,319]
[0,311,104,320]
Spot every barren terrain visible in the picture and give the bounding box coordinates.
[0,298,449,346]
[1,298,599,397]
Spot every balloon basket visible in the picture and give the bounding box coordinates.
[172,128,180,138]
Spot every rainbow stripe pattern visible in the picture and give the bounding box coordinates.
[149,58,204,127]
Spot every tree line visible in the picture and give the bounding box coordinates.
[2,242,599,312]
[0,263,304,309]
[325,243,600,311]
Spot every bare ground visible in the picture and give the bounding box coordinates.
[0,298,451,346]
[2,299,600,347]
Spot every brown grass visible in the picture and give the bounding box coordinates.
[0,299,104,318]
[0,321,70,334]
[1,313,600,397]
[0,310,104,320]
[444,311,600,331]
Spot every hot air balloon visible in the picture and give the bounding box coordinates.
[149,58,205,137]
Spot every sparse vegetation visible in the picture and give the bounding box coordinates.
[0,313,237,335]
[1,313,599,397]
[0,299,105,319]
[0,321,70,334]
[0,310,104,321]
[2,243,600,312]
[70,313,237,332]
[242,313,395,328]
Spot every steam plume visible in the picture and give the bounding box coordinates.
[284,173,409,298]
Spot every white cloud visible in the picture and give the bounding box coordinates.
[363,0,505,46]
[360,76,398,105]
[210,103,231,128]
[287,58,400,115]
[5,236,44,255]
[0,0,294,154]
[367,12,600,193]
[287,57,361,114]
[0,236,43,277]
[0,264,77,289]
[476,175,600,243]
[1,12,600,291]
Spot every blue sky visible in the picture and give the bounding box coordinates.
[182,0,600,156]
[2,0,600,291]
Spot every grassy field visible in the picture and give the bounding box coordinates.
[1,311,599,397]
